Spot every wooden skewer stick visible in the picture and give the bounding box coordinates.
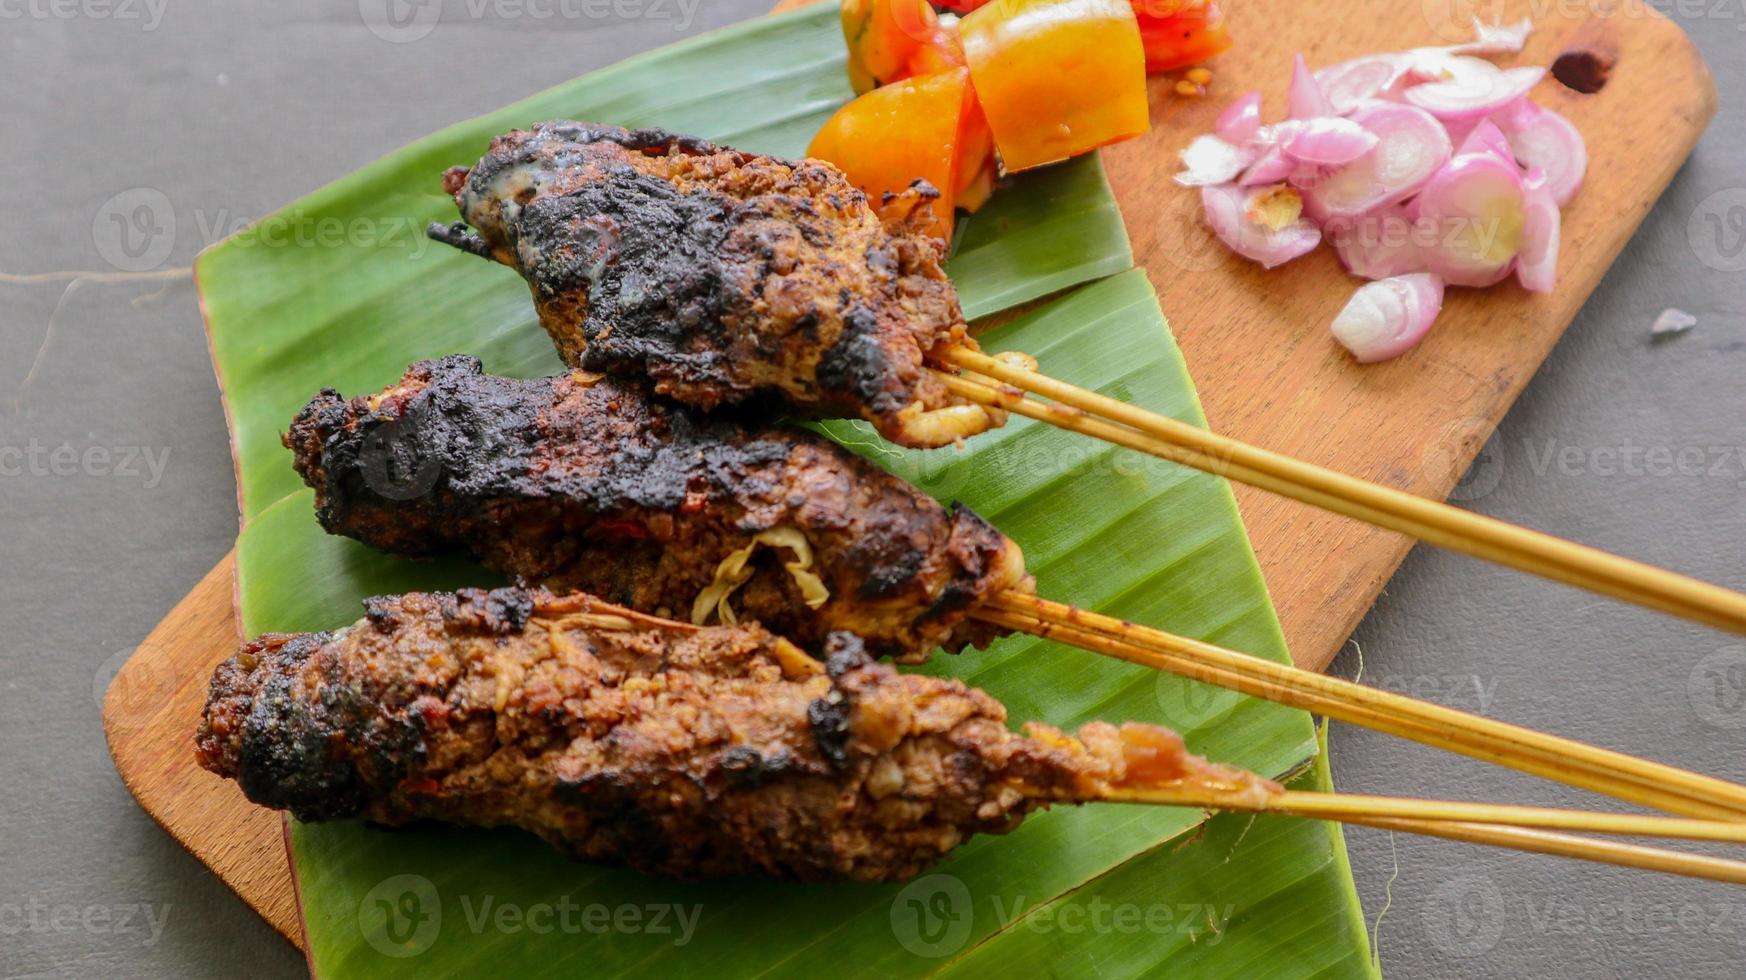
[1027,787,1746,885]
[1094,787,1746,844]
[976,594,1746,822]
[1340,819,1746,887]
[937,349,1746,636]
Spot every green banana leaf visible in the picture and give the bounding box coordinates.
[196,1,1129,526]
[197,4,1375,975]
[228,272,1373,977]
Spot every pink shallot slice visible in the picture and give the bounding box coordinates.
[1330,273,1447,362]
[1289,54,1337,119]
[1202,183,1323,269]
[1494,103,1588,207]
[1516,169,1562,293]
[1415,152,1527,288]
[1216,91,1263,143]
[1302,103,1451,219]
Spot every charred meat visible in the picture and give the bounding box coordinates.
[429,122,1005,447]
[286,355,1029,663]
[196,587,1280,882]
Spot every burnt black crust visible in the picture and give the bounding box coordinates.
[433,121,986,445]
[199,630,422,823]
[284,358,1018,660]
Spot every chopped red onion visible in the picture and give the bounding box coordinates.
[1285,118,1380,166]
[1302,103,1451,219]
[1446,17,1534,56]
[1331,273,1447,362]
[1404,64,1546,120]
[1456,119,1516,165]
[1289,54,1336,119]
[1325,204,1427,280]
[1216,91,1263,144]
[1176,134,1260,187]
[1201,183,1323,269]
[1494,104,1587,207]
[1516,169,1561,293]
[1182,19,1586,362]
[1314,55,1409,114]
[1651,309,1697,336]
[1415,152,1527,287]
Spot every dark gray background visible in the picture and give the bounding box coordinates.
[1,1,1741,976]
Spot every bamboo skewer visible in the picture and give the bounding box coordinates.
[1094,788,1746,844]
[1029,788,1746,886]
[975,593,1746,822]
[1334,820,1746,887]
[936,349,1746,636]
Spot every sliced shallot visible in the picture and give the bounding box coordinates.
[1331,273,1447,363]
[1446,17,1534,56]
[1314,55,1408,114]
[1325,204,1426,281]
[1202,183,1322,269]
[1289,54,1336,119]
[1285,118,1380,167]
[1457,119,1516,165]
[1176,134,1259,187]
[1404,64,1547,120]
[1494,103,1588,207]
[1416,152,1527,288]
[1516,169,1561,293]
[1302,103,1451,219]
[1216,91,1263,144]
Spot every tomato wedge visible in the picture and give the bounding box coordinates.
[960,0,1150,172]
[808,67,981,241]
[1133,0,1232,73]
[840,0,939,94]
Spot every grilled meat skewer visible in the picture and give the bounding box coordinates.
[287,355,1029,663]
[429,122,1006,448]
[196,587,1279,882]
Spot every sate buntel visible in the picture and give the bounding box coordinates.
[196,587,1280,882]
[428,122,1006,448]
[286,356,1029,663]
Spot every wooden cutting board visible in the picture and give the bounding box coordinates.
[102,0,1716,948]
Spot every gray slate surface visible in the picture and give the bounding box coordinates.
[1,2,1740,977]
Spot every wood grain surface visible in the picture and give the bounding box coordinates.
[102,0,1716,950]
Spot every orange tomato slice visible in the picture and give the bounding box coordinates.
[808,67,978,242]
[960,0,1150,172]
